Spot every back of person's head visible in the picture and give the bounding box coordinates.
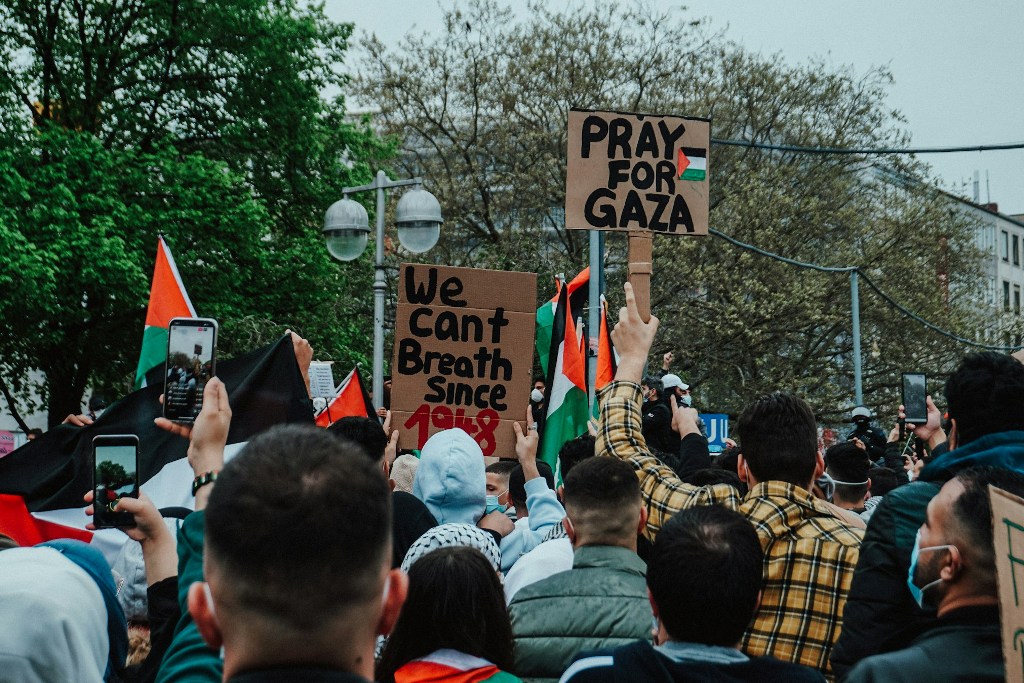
[736,392,818,487]
[682,467,743,492]
[647,506,763,647]
[826,441,871,504]
[562,457,641,546]
[867,466,900,497]
[508,460,555,509]
[389,453,419,494]
[204,425,392,639]
[558,434,596,478]
[412,428,486,525]
[377,547,513,683]
[0,543,123,683]
[327,416,387,463]
[948,467,1024,593]
[945,352,1024,446]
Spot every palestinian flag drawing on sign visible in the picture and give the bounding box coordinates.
[677,147,708,182]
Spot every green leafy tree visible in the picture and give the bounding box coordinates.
[0,1,395,425]
[356,0,988,419]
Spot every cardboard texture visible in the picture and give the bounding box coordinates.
[392,264,537,457]
[989,485,1024,681]
[565,108,710,235]
[627,230,653,322]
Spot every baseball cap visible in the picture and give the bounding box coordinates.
[661,374,689,391]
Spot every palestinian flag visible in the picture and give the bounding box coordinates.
[677,147,708,182]
[536,267,589,376]
[0,335,312,560]
[595,295,617,391]
[395,650,519,683]
[134,236,196,389]
[314,366,375,427]
[538,285,590,477]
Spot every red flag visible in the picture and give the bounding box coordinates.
[315,366,375,427]
[596,295,617,391]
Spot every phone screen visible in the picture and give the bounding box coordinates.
[902,373,928,425]
[93,436,139,528]
[164,318,217,422]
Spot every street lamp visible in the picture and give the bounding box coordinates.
[323,170,443,412]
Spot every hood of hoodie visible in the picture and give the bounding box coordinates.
[413,429,486,525]
[0,546,110,683]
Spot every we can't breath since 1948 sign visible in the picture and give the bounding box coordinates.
[565,108,710,235]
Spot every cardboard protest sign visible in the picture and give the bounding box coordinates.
[565,108,710,235]
[990,485,1024,681]
[700,414,730,452]
[391,263,537,457]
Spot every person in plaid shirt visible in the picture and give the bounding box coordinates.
[595,283,863,679]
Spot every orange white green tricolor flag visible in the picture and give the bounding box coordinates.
[133,236,196,389]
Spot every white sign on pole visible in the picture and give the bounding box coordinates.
[308,362,337,399]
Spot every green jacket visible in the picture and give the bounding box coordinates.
[508,545,650,682]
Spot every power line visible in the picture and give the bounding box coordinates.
[707,228,1022,352]
[710,138,1024,155]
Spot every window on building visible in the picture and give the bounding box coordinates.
[1003,231,1010,261]
[1015,285,1021,315]
[1014,235,1020,266]
[1004,281,1011,312]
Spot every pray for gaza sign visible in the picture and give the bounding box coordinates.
[565,108,710,235]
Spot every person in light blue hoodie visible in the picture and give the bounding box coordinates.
[414,423,567,573]
[413,428,488,526]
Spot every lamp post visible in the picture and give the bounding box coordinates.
[323,170,443,413]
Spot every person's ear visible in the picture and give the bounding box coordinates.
[865,478,872,501]
[939,546,962,583]
[948,418,958,451]
[376,569,408,636]
[388,478,397,492]
[737,454,749,484]
[556,484,564,502]
[562,516,576,544]
[813,451,825,481]
[637,507,648,536]
[187,582,223,650]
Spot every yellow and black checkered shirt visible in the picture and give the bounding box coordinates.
[596,380,863,679]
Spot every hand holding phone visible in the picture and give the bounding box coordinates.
[92,435,139,528]
[901,373,928,426]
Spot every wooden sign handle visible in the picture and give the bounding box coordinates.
[627,231,653,322]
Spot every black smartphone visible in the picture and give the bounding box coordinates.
[93,435,139,528]
[164,317,218,422]
[902,372,928,425]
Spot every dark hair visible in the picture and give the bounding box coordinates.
[327,416,387,462]
[376,547,513,683]
[558,434,596,478]
[683,467,743,492]
[945,352,1024,445]
[562,457,641,543]
[508,460,555,508]
[736,392,818,487]
[486,460,518,477]
[205,425,391,631]
[647,506,763,646]
[825,441,871,503]
[867,466,900,497]
[950,467,1024,577]
[641,376,663,394]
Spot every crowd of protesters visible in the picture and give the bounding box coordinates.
[2,281,1024,683]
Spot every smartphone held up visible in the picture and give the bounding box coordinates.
[902,372,928,426]
[163,317,217,423]
[92,435,139,528]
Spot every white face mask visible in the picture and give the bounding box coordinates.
[531,389,544,403]
[680,394,692,407]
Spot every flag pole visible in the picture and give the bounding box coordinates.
[587,230,601,411]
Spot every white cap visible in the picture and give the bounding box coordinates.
[661,374,689,391]
[851,406,872,419]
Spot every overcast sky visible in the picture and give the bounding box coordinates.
[328,0,1024,215]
